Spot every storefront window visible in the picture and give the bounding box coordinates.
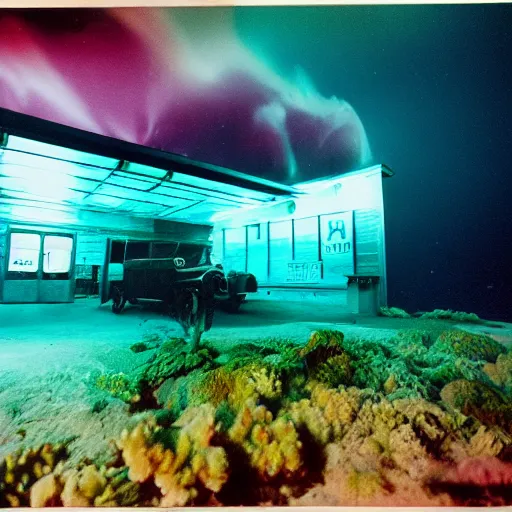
[43,236,73,273]
[8,233,41,273]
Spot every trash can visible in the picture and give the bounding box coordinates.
[345,275,380,315]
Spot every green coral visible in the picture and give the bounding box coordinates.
[298,330,353,388]
[379,306,411,318]
[312,353,353,388]
[440,379,512,434]
[425,356,485,389]
[226,338,297,360]
[96,373,140,403]
[141,338,217,388]
[334,329,496,401]
[97,339,218,405]
[420,309,483,323]
[392,329,433,351]
[340,334,435,400]
[432,330,506,363]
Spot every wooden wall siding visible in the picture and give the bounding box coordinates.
[75,233,108,267]
[320,211,355,284]
[223,227,246,274]
[74,233,108,280]
[293,216,319,263]
[0,209,212,246]
[269,220,293,283]
[0,222,6,270]
[354,209,381,276]
[247,222,269,283]
[216,169,387,291]
[153,219,212,244]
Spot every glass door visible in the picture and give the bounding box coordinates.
[2,229,76,303]
[3,232,42,302]
[39,233,76,303]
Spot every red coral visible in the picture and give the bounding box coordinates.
[440,456,512,487]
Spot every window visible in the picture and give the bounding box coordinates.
[43,236,73,273]
[8,233,40,273]
[152,242,179,259]
[294,217,319,262]
[110,241,126,263]
[176,244,207,267]
[125,242,150,261]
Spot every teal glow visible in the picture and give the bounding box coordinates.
[5,135,119,169]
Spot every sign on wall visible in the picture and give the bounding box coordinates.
[320,211,354,279]
[286,261,322,283]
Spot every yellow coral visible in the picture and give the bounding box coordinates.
[116,406,229,506]
[484,352,512,389]
[61,469,91,507]
[117,420,165,483]
[388,424,431,480]
[288,382,364,445]
[78,465,107,499]
[468,425,511,458]
[190,363,283,413]
[1,444,67,507]
[29,474,60,507]
[228,400,303,480]
[346,468,384,500]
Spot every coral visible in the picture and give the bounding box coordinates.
[425,356,485,389]
[30,464,141,507]
[388,423,431,480]
[379,306,411,318]
[310,354,353,389]
[432,330,506,363]
[159,362,284,420]
[226,338,298,362]
[228,400,303,481]
[97,339,218,406]
[427,456,512,506]
[96,373,141,404]
[291,442,455,507]
[0,444,68,507]
[336,395,471,481]
[467,425,512,459]
[60,466,106,507]
[484,352,512,391]
[117,406,229,506]
[298,330,345,362]
[440,379,512,433]
[141,338,217,388]
[296,331,353,388]
[287,382,366,445]
[92,467,141,507]
[30,474,60,507]
[346,335,437,400]
[420,309,483,323]
[391,329,432,352]
[435,456,512,486]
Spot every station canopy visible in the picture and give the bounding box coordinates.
[0,108,300,228]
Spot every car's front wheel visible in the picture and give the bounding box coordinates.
[112,287,127,314]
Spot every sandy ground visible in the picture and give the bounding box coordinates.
[0,297,511,465]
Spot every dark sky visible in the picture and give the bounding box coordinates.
[235,4,512,321]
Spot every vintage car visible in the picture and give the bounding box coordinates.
[108,241,257,325]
